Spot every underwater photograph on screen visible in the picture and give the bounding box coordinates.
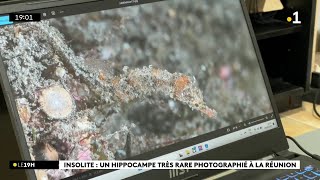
[0,0,272,179]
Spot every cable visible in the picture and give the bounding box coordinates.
[313,89,320,118]
[286,136,320,161]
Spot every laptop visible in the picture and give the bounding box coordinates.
[0,0,319,179]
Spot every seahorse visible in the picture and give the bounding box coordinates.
[101,66,217,119]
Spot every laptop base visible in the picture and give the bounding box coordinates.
[218,155,320,180]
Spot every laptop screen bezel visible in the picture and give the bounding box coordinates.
[0,0,289,179]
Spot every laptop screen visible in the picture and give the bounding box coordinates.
[0,0,278,179]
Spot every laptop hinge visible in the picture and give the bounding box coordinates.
[273,150,298,159]
[260,154,274,160]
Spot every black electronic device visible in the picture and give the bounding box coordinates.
[0,0,318,180]
[247,0,316,112]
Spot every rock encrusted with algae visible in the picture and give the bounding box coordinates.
[16,98,31,123]
[0,21,218,167]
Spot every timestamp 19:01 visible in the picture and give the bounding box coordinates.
[9,13,41,22]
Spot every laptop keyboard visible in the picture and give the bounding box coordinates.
[276,165,320,180]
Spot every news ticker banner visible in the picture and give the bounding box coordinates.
[10,160,300,170]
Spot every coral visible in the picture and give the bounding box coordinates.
[33,142,59,161]
[46,169,72,180]
[77,148,92,161]
[55,67,66,78]
[38,86,74,119]
[16,98,31,123]
[35,170,48,180]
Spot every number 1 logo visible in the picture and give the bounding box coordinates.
[293,11,301,24]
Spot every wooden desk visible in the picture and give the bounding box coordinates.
[280,102,320,137]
